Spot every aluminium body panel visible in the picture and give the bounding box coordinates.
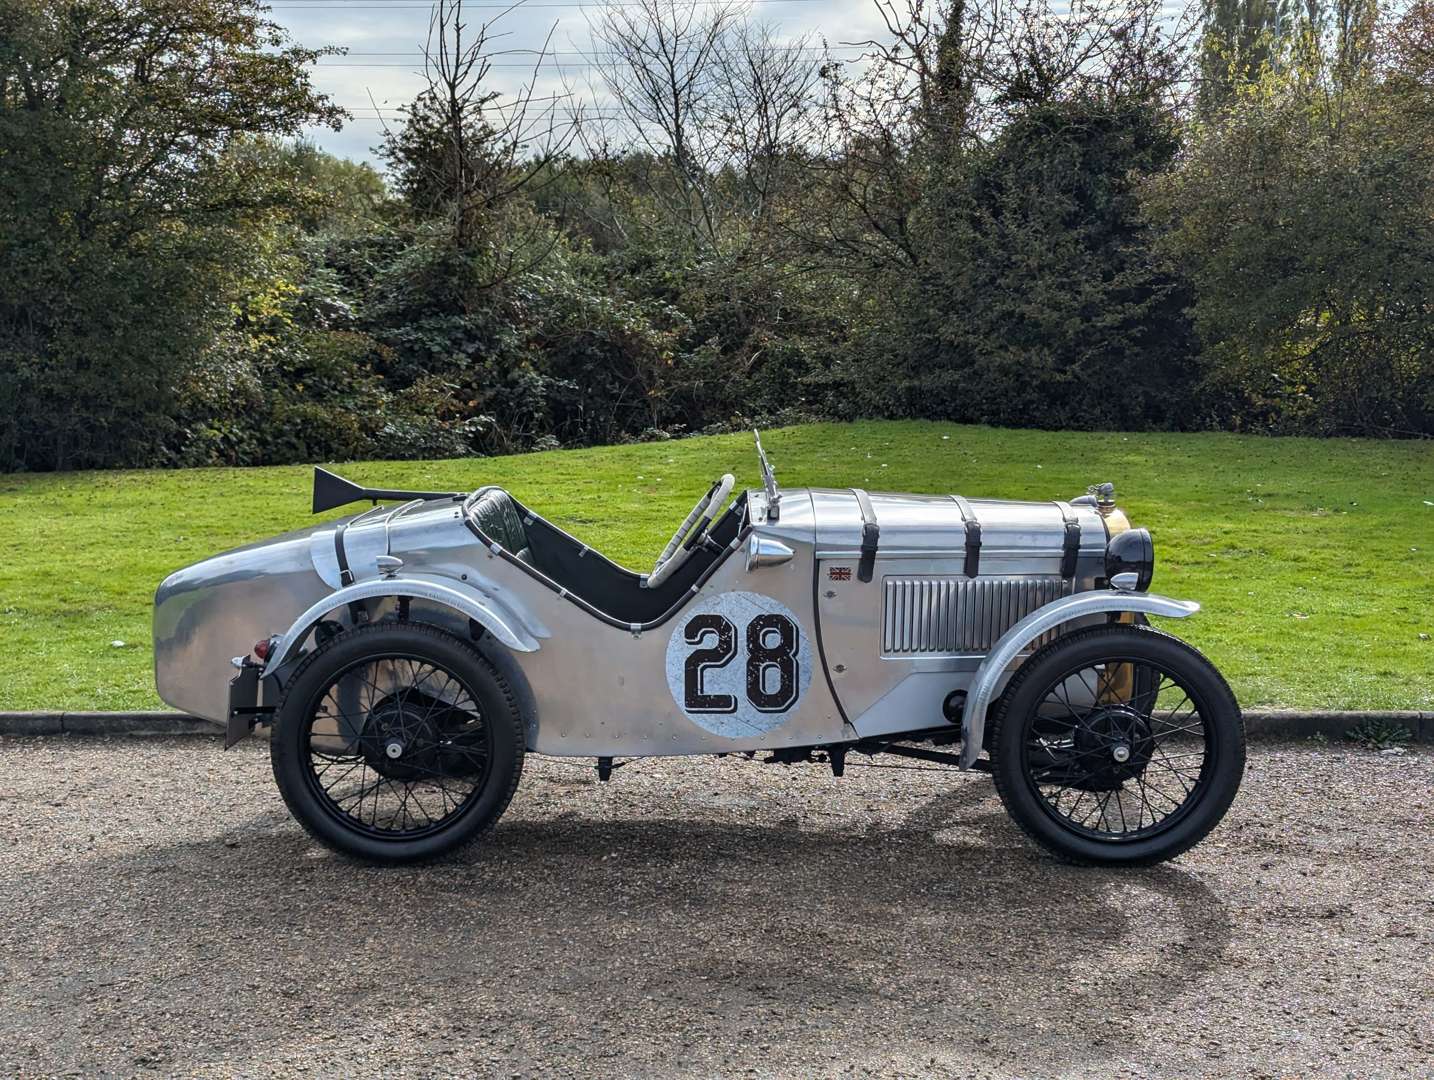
[155,500,528,723]
[499,488,855,755]
[307,497,476,589]
[156,478,1122,756]
[809,490,1110,740]
[153,525,334,721]
[809,488,1108,562]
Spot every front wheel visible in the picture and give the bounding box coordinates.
[989,624,1244,866]
[270,621,525,864]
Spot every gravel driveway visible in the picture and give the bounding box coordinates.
[1,737,1430,1079]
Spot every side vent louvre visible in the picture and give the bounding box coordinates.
[882,575,1066,655]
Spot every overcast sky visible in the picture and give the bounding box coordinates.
[271,0,889,166]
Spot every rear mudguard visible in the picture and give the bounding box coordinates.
[959,591,1199,768]
[261,573,547,679]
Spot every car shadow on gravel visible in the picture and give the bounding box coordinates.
[6,777,1233,1074]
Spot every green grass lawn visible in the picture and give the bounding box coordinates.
[1,421,1430,712]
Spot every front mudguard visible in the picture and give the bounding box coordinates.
[959,591,1200,769]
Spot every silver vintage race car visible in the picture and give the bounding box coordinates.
[154,432,1244,866]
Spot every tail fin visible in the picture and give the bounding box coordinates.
[311,467,461,514]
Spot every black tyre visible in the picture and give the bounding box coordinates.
[990,624,1244,866]
[270,621,525,864]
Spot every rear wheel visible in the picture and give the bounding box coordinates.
[270,622,525,864]
[990,624,1244,866]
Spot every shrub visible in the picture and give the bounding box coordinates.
[875,93,1201,431]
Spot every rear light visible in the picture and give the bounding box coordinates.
[253,637,274,662]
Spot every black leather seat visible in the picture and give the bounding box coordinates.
[467,486,747,623]
[471,489,535,566]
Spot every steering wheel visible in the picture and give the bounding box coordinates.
[645,474,735,588]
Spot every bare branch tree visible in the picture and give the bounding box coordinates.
[584,0,741,247]
[584,0,820,251]
[714,21,823,228]
[380,0,580,282]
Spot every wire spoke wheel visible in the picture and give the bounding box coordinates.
[303,655,493,839]
[271,622,524,864]
[1024,659,1209,840]
[990,624,1244,866]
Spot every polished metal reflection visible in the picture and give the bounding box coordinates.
[746,535,795,572]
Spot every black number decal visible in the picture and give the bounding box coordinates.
[681,611,804,716]
[683,614,737,713]
[745,613,800,713]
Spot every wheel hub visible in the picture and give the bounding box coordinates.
[359,691,486,780]
[361,696,442,780]
[1069,704,1154,791]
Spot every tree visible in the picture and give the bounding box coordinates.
[378,0,574,268]
[1197,0,1380,111]
[283,140,390,235]
[366,0,588,458]
[1381,0,1434,106]
[808,0,1197,426]
[0,0,341,471]
[900,93,1199,430]
[585,0,820,253]
[1198,0,1293,111]
[805,0,1189,273]
[1148,62,1434,435]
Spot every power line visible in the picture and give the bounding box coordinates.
[305,42,868,68]
[273,0,832,7]
[322,46,855,53]
[306,40,866,69]
[339,90,579,101]
[329,97,626,112]
[317,62,581,66]
[331,114,627,120]
[335,106,626,114]
[316,56,852,65]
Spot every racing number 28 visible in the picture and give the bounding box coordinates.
[683,613,801,714]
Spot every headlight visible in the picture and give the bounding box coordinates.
[1105,527,1154,591]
